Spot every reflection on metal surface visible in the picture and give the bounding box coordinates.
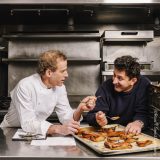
[0,128,8,154]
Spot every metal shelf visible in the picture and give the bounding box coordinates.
[2,57,101,62]
[0,0,160,5]
[102,70,160,76]
[2,33,100,39]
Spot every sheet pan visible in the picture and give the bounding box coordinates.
[74,124,160,155]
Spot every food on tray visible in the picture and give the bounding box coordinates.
[81,130,105,142]
[125,137,139,143]
[77,127,95,135]
[136,140,153,147]
[107,136,121,142]
[104,140,132,150]
[76,125,154,150]
[100,126,116,133]
[74,125,159,154]
[107,131,125,137]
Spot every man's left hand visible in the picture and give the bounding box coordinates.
[125,120,144,135]
[79,96,97,111]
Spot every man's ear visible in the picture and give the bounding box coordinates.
[131,77,137,85]
[45,69,53,77]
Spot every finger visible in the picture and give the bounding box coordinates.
[98,117,106,123]
[98,113,106,120]
[135,128,141,135]
[102,119,107,125]
[98,111,105,116]
[99,120,107,127]
[62,128,74,136]
[69,123,80,129]
[96,111,102,118]
[125,124,131,133]
[98,113,106,119]
[68,126,78,134]
[97,111,103,115]
[70,120,80,126]
[81,96,91,103]
[88,96,97,101]
[86,101,95,107]
[97,115,103,120]
[67,120,80,129]
[129,128,137,134]
[97,116,107,126]
[84,96,97,104]
[86,105,95,111]
[96,111,105,122]
[98,114,106,121]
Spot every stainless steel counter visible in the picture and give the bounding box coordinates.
[0,127,160,160]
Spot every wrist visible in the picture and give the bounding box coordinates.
[77,104,84,112]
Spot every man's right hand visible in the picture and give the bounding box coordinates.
[47,120,80,136]
[96,111,108,127]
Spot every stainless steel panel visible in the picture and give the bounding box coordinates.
[66,64,100,96]
[1,127,160,159]
[102,40,160,72]
[103,31,153,41]
[3,33,100,39]
[8,39,100,98]
[103,42,147,62]
[8,40,100,59]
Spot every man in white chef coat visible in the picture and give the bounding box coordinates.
[0,50,96,136]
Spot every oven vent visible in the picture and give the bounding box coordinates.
[103,30,153,42]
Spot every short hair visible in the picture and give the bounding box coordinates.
[114,55,140,79]
[37,50,67,76]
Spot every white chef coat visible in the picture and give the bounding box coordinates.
[0,73,75,135]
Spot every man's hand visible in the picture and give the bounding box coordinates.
[125,120,144,135]
[47,120,80,136]
[96,111,108,127]
[78,96,97,112]
[73,96,97,122]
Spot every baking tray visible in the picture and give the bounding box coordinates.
[74,124,160,155]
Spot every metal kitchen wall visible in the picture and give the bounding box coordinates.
[1,1,160,108]
[4,34,101,108]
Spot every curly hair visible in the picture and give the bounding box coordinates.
[114,55,140,79]
[37,50,67,76]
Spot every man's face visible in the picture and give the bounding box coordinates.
[112,68,137,92]
[49,58,68,87]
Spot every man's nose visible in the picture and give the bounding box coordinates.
[113,77,118,84]
[64,71,68,78]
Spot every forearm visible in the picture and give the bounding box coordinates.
[73,105,83,121]
[21,119,52,135]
